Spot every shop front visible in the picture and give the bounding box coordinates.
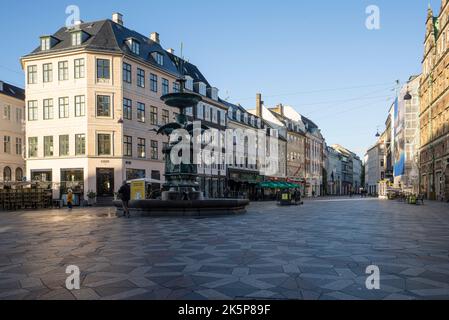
[227,170,264,200]
[60,169,84,206]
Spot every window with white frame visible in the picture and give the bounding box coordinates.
[43,63,53,83]
[96,95,111,117]
[58,97,69,118]
[74,58,85,79]
[131,40,140,55]
[43,99,53,120]
[153,52,164,65]
[41,37,51,51]
[197,103,204,119]
[97,133,112,156]
[27,65,37,84]
[199,82,207,96]
[72,32,82,46]
[28,101,38,121]
[75,95,85,117]
[185,77,193,91]
[58,61,69,81]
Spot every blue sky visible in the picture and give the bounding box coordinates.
[0,0,434,157]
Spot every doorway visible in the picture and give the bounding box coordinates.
[96,168,114,197]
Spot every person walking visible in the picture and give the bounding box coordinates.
[67,189,73,210]
[118,181,131,218]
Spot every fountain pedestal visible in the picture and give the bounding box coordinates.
[114,78,250,217]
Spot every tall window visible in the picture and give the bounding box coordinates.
[74,58,85,79]
[137,138,146,158]
[59,135,69,156]
[137,68,145,88]
[131,40,140,55]
[15,138,22,155]
[3,167,11,182]
[75,95,85,117]
[162,109,169,125]
[44,136,54,157]
[3,105,10,120]
[3,136,11,154]
[123,98,132,120]
[72,31,82,46]
[97,95,111,117]
[173,82,180,93]
[43,99,53,120]
[96,59,110,79]
[150,73,158,92]
[27,65,37,84]
[123,63,132,83]
[41,37,51,50]
[28,137,38,158]
[124,136,132,157]
[151,140,158,160]
[97,134,111,156]
[155,52,164,65]
[43,63,53,83]
[150,106,158,125]
[16,108,23,123]
[58,61,69,81]
[137,102,145,123]
[162,78,169,95]
[75,134,85,155]
[59,97,69,118]
[16,168,23,182]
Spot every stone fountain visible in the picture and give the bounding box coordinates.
[114,78,250,217]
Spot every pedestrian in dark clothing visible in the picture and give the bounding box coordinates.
[293,189,302,205]
[118,181,131,218]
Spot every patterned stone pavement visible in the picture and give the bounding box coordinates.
[0,198,449,300]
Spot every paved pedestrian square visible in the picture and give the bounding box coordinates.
[0,198,448,300]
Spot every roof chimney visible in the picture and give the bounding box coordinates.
[256,93,263,118]
[167,48,175,54]
[112,13,123,26]
[277,103,284,116]
[150,32,160,44]
[0,81,3,92]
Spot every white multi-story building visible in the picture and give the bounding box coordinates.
[0,81,25,184]
[21,13,223,202]
[365,141,386,195]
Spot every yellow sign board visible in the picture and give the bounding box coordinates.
[131,181,146,200]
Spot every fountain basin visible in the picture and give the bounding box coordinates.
[113,199,250,217]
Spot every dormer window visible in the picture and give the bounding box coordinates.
[211,87,219,101]
[41,37,51,51]
[131,40,140,55]
[72,31,82,46]
[185,76,193,91]
[153,52,164,66]
[126,38,140,55]
[199,82,207,96]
